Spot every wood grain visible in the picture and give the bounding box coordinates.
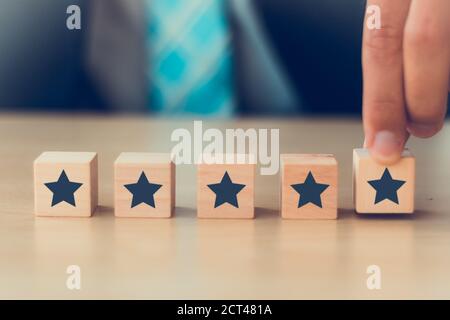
[281,154,338,219]
[34,152,97,217]
[353,149,415,214]
[114,153,175,218]
[197,162,255,219]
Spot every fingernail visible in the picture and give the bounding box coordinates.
[372,131,403,163]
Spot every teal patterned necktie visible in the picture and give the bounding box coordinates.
[146,0,235,116]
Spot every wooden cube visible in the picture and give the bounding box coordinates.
[114,153,175,218]
[197,155,255,219]
[34,152,98,217]
[353,148,415,214]
[280,154,338,220]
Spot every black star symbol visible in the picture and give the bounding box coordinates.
[291,171,329,208]
[368,168,406,205]
[124,172,162,208]
[44,170,83,207]
[207,171,246,208]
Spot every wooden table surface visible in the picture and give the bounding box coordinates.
[1,114,449,299]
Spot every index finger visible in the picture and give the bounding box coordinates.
[362,0,411,165]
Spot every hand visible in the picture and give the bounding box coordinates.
[363,0,449,164]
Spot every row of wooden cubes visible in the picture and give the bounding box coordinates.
[34,150,415,219]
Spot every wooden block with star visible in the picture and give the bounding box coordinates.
[197,154,255,219]
[280,154,338,219]
[353,148,415,214]
[34,152,98,217]
[114,153,175,218]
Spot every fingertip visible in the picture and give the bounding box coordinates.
[407,122,443,138]
[368,131,405,165]
[369,148,403,166]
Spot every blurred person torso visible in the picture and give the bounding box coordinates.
[0,0,366,115]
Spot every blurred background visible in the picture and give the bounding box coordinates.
[0,0,434,117]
